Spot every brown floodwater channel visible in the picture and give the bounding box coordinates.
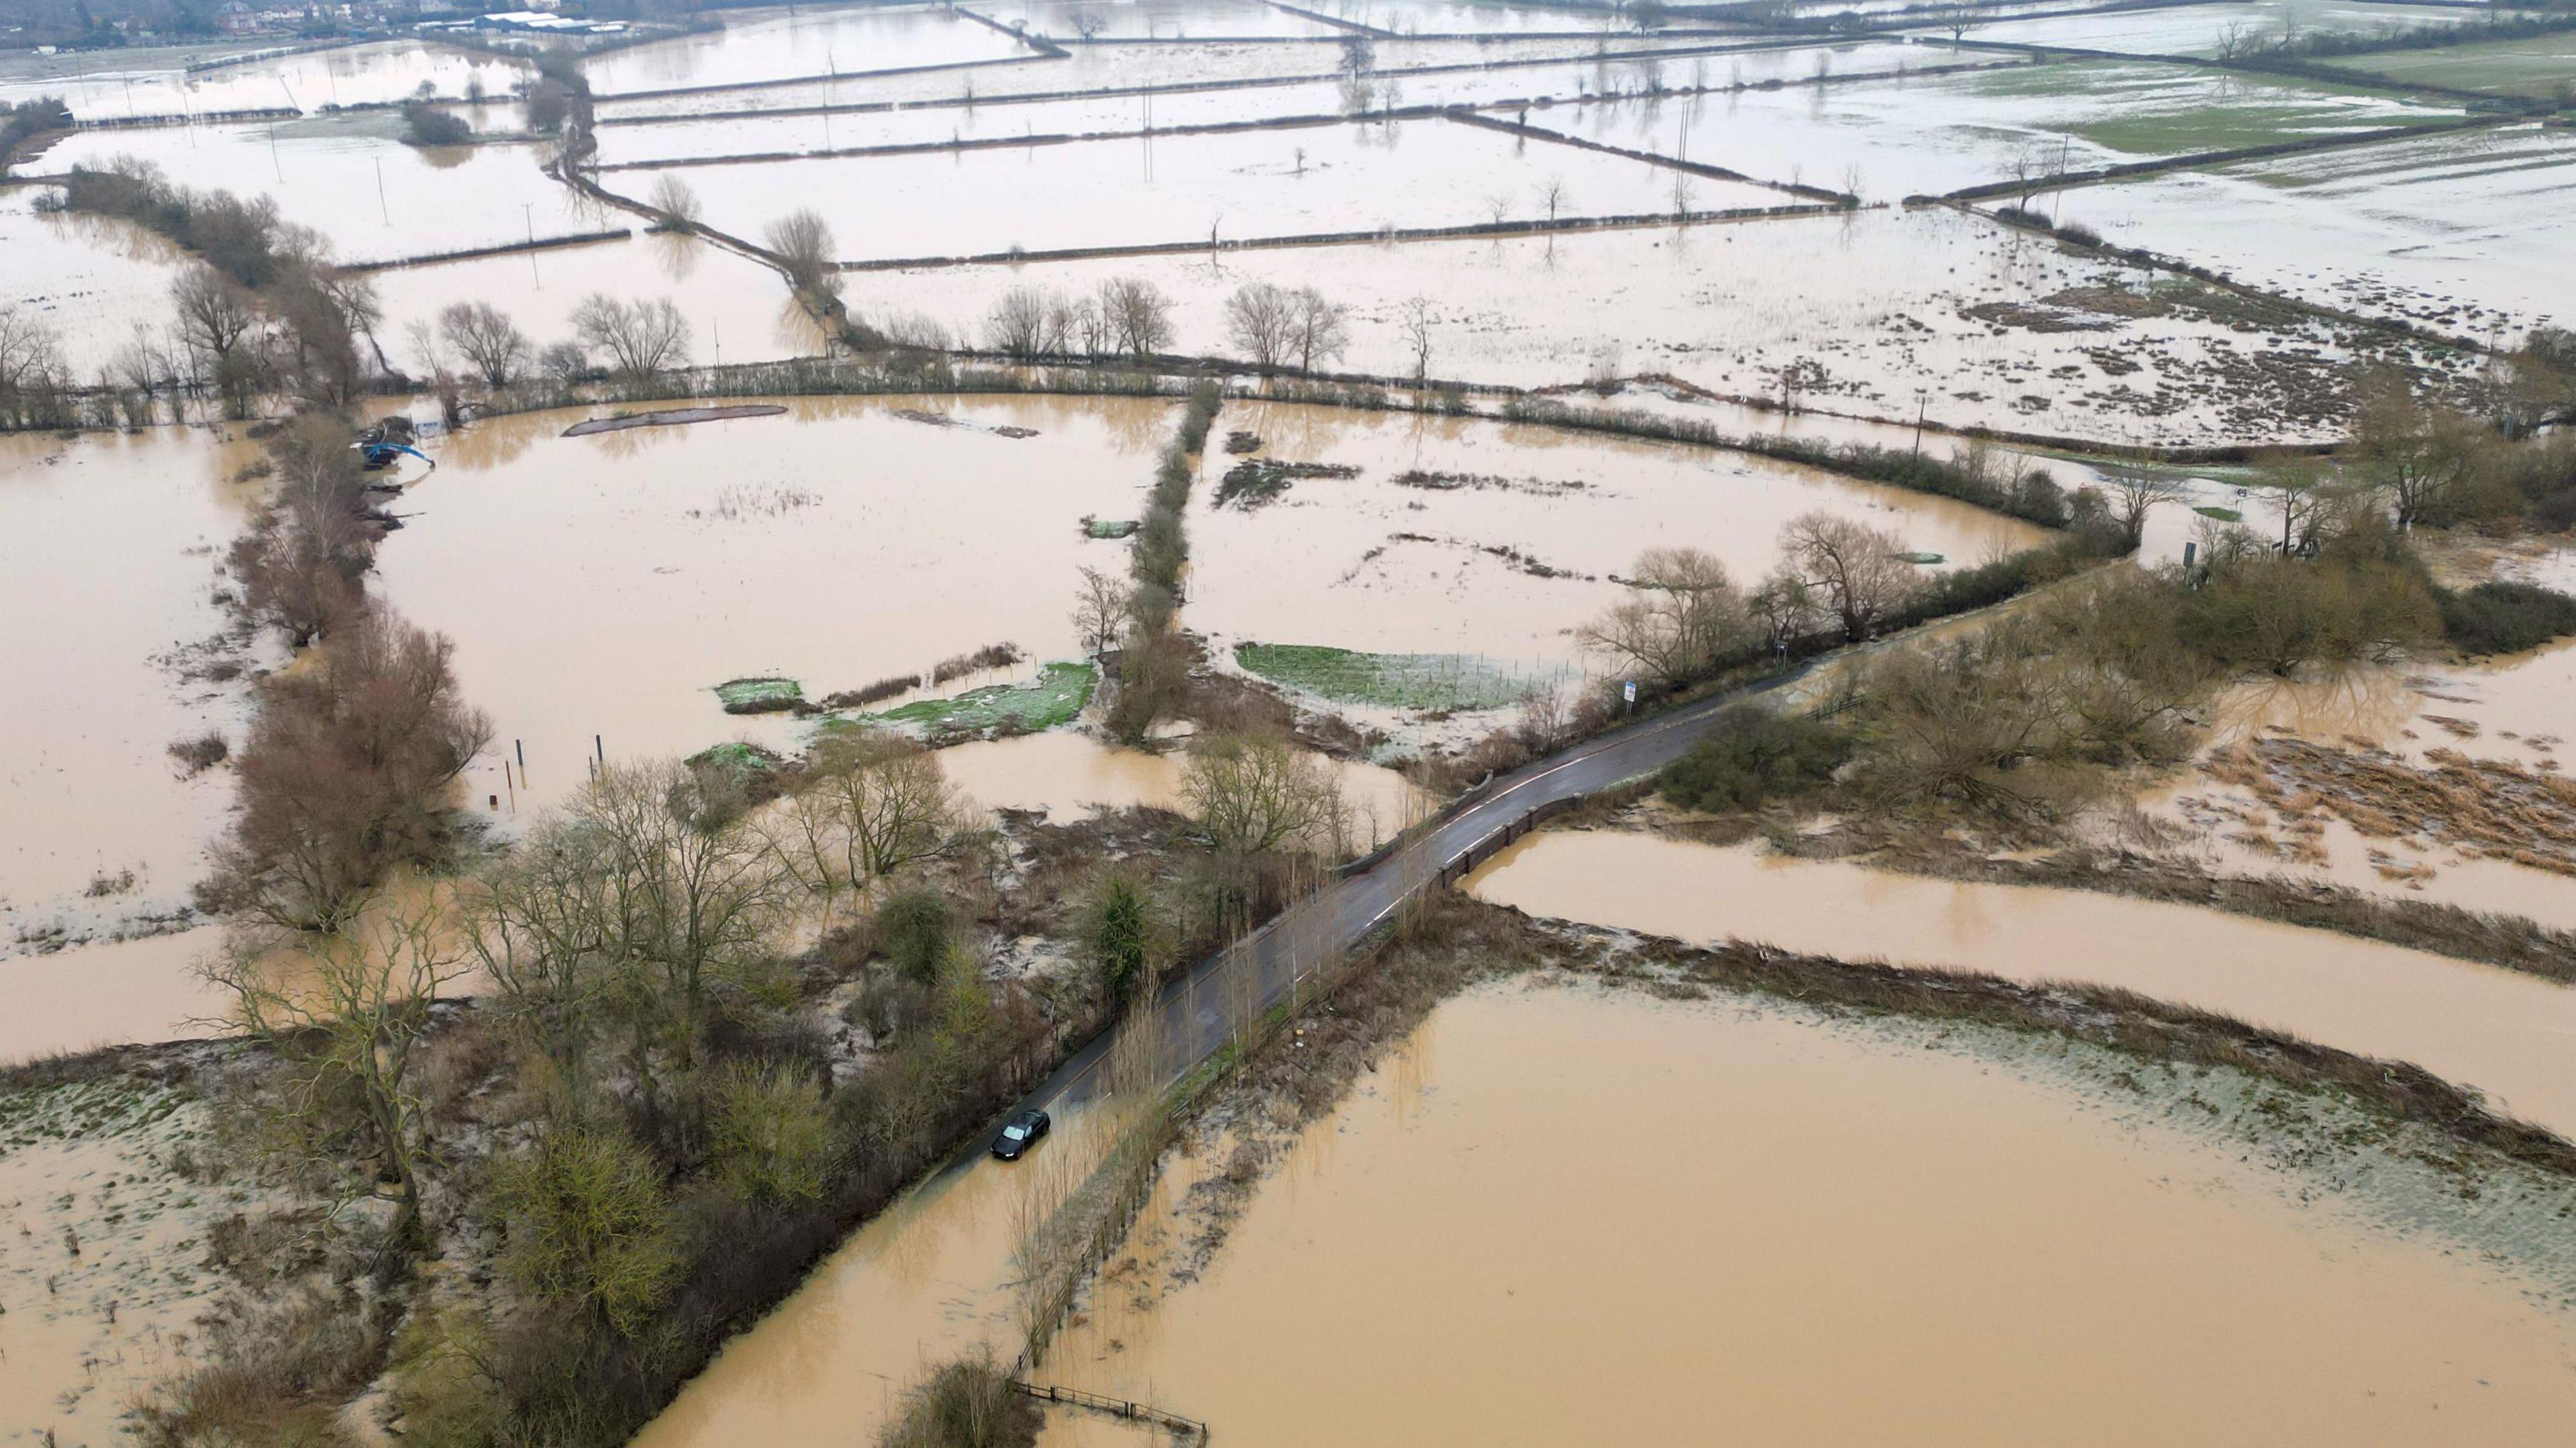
[1468,829,2576,1138]
[1029,980,2576,1445]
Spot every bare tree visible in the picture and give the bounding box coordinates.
[1069,7,1107,39]
[1578,546,1750,685]
[2100,456,2190,551]
[1223,280,1297,369]
[650,174,702,230]
[1287,286,1350,372]
[1399,296,1436,384]
[987,286,1060,359]
[768,729,969,921]
[1101,276,1175,362]
[205,895,470,1247]
[1484,192,1513,227]
[1072,565,1130,658]
[439,300,531,388]
[1538,176,1570,223]
[1748,563,1819,652]
[570,294,692,376]
[1181,730,1348,861]
[763,208,843,313]
[1781,511,1913,642]
[202,604,493,932]
[174,269,258,368]
[2347,370,2491,528]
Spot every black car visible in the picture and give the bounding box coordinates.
[991,1108,1051,1160]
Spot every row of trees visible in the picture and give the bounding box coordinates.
[985,276,1177,363]
[1578,511,1932,689]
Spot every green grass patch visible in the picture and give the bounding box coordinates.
[1084,517,1140,539]
[2194,505,2244,522]
[1896,551,1946,565]
[851,661,1095,736]
[2324,34,2576,99]
[686,740,786,779]
[714,677,803,714]
[1234,643,1548,712]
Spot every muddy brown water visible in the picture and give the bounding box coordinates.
[1188,398,2048,667]
[1467,829,2576,1138]
[0,428,259,958]
[1027,980,2576,1445]
[941,730,1428,846]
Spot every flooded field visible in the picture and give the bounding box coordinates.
[590,34,1684,121]
[1185,399,2044,666]
[586,46,1939,166]
[2072,123,2576,334]
[2326,29,2576,100]
[0,37,528,122]
[940,730,1427,842]
[845,206,2434,443]
[366,232,818,376]
[580,3,1036,97]
[0,189,184,378]
[370,394,1171,814]
[2131,639,2576,932]
[1468,828,2576,1137]
[1560,58,2455,199]
[0,429,254,958]
[976,0,1349,41]
[28,118,602,265]
[1918,0,2486,58]
[1033,980,2576,1444]
[638,115,1737,264]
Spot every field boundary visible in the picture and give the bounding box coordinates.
[1929,111,2512,203]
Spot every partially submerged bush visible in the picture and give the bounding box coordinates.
[878,886,956,985]
[2438,581,2576,658]
[401,101,474,147]
[879,1351,1036,1448]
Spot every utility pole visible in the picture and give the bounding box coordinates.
[1913,389,1928,456]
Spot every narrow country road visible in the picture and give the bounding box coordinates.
[988,659,1821,1140]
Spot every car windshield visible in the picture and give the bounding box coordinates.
[1002,1125,1026,1140]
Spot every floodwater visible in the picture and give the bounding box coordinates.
[0,930,230,1064]
[365,231,820,377]
[2076,122,2576,334]
[0,428,255,956]
[32,119,602,266]
[2135,639,2576,932]
[0,38,528,123]
[580,3,1032,97]
[1560,57,2448,201]
[0,188,186,378]
[1030,981,2576,1445]
[0,1088,246,1447]
[940,730,1428,847]
[1185,398,2046,666]
[639,114,1734,264]
[369,394,1173,815]
[1466,828,2576,1137]
[841,206,2386,446]
[1925,0,2482,59]
[628,1095,1124,1448]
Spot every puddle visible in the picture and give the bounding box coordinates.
[1467,829,2576,1137]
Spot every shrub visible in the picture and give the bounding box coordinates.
[490,1127,680,1339]
[401,101,474,147]
[2438,581,2576,658]
[877,887,955,984]
[1658,704,1852,812]
[710,1063,837,1205]
[881,1351,1037,1448]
